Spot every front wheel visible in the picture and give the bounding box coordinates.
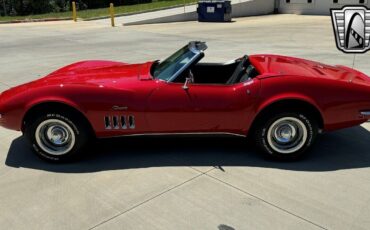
[25,112,90,162]
[254,112,318,161]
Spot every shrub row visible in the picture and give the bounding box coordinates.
[0,0,153,16]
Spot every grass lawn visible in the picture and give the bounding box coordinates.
[0,0,197,22]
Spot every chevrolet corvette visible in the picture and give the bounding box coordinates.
[0,41,369,162]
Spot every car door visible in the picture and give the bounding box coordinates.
[146,79,260,134]
[146,80,196,132]
[186,79,260,134]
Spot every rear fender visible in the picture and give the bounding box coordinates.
[256,93,322,115]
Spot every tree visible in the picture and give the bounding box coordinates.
[2,0,6,16]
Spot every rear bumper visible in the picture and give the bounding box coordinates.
[360,111,370,121]
[0,94,3,127]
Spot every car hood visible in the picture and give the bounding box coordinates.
[39,60,153,87]
[0,60,155,115]
[250,54,370,84]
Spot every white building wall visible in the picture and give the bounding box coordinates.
[232,0,275,17]
[278,0,370,15]
[125,0,275,25]
[124,0,370,25]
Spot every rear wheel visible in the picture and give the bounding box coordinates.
[25,112,90,162]
[254,112,318,161]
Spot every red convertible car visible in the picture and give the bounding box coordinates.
[0,41,369,162]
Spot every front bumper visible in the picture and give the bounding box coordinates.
[0,114,4,127]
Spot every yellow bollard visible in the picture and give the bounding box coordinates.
[109,3,115,27]
[72,1,77,22]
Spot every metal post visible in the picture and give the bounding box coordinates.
[109,3,115,27]
[274,0,280,14]
[72,1,77,22]
[2,0,6,16]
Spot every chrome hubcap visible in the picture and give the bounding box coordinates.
[267,117,308,154]
[274,123,296,143]
[47,126,70,145]
[35,119,76,156]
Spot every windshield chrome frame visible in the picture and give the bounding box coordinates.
[166,51,202,83]
[166,41,207,83]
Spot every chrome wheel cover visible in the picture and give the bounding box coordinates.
[35,119,76,156]
[267,117,308,154]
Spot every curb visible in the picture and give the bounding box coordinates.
[84,3,196,21]
[0,17,72,24]
[0,3,197,24]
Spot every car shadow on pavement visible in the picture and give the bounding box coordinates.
[5,126,370,173]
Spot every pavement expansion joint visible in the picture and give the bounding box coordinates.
[204,173,329,230]
[89,169,210,229]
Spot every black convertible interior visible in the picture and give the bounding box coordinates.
[174,56,259,85]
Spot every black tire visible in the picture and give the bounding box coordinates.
[254,112,318,161]
[24,111,90,162]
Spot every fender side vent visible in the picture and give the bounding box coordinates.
[128,115,135,129]
[104,116,112,129]
[112,116,119,129]
[105,115,134,130]
[121,116,127,129]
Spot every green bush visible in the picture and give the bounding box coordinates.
[81,0,152,8]
[1,0,57,16]
[0,0,153,16]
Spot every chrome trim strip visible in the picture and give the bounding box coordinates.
[100,132,246,139]
[360,111,370,116]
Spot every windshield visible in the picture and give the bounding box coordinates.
[152,44,200,81]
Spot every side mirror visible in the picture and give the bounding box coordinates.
[182,78,191,90]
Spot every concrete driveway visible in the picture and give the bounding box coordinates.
[1,15,370,230]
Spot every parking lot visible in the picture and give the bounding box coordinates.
[1,14,370,230]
